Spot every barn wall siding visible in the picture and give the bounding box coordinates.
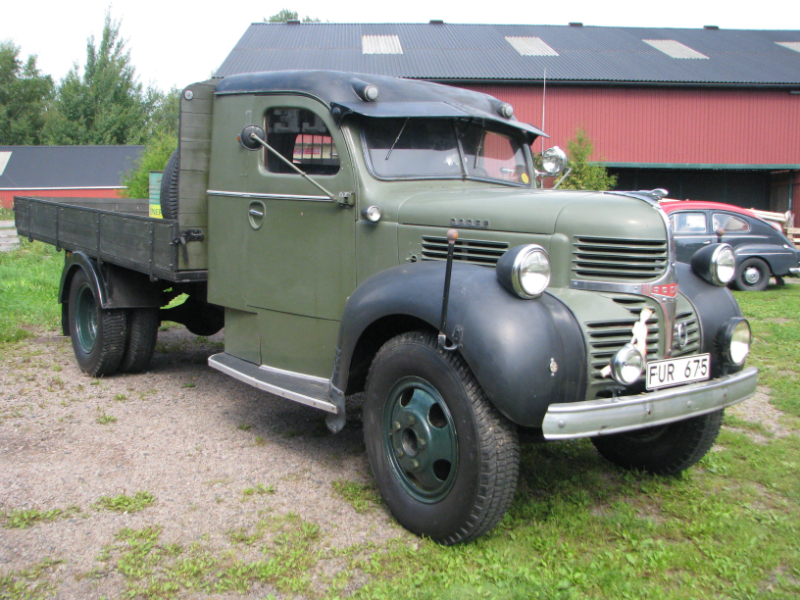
[1,188,126,210]
[463,85,800,166]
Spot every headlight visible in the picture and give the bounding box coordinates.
[713,245,736,284]
[690,243,736,286]
[611,343,645,385]
[496,244,551,299]
[719,318,751,367]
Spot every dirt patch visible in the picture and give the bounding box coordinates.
[0,328,409,598]
[727,387,792,442]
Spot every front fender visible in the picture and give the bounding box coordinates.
[333,262,587,427]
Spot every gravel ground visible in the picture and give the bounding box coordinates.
[0,326,784,598]
[0,327,409,599]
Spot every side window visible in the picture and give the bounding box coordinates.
[670,212,708,234]
[713,213,750,233]
[265,108,340,175]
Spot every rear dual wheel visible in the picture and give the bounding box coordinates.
[67,269,159,376]
[68,270,128,377]
[364,332,519,545]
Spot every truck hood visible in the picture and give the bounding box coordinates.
[397,188,596,235]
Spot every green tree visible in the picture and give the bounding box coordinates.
[557,128,617,191]
[0,41,54,145]
[121,132,177,198]
[144,87,180,140]
[265,8,320,22]
[44,11,153,145]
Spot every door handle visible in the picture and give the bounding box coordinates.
[248,200,266,230]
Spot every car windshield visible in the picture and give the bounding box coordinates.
[362,118,532,186]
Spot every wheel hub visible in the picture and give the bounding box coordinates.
[75,285,98,354]
[384,377,458,503]
[743,267,760,285]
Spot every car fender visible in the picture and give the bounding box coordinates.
[332,261,587,427]
[675,262,745,375]
[733,243,796,276]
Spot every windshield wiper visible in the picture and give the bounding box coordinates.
[452,122,468,180]
[385,118,409,161]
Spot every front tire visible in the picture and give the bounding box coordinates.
[363,331,519,545]
[591,410,723,475]
[67,269,128,377]
[732,257,770,292]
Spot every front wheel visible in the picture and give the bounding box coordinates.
[67,269,128,377]
[363,331,519,545]
[731,257,770,292]
[591,410,723,475]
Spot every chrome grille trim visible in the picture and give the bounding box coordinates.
[586,313,659,382]
[572,236,668,281]
[420,236,509,267]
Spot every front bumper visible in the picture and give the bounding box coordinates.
[542,367,757,440]
[789,267,800,277]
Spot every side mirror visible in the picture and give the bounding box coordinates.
[239,125,266,151]
[541,146,567,175]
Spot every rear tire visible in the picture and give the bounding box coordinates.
[67,269,128,377]
[160,150,179,220]
[364,331,519,545]
[119,308,159,374]
[591,410,723,475]
[732,257,770,292]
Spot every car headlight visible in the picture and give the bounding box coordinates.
[690,243,736,286]
[718,318,751,367]
[496,245,551,299]
[611,343,645,385]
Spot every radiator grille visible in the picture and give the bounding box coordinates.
[585,295,701,385]
[586,312,659,383]
[421,236,509,267]
[572,236,668,281]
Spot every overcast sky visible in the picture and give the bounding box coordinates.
[2,0,795,93]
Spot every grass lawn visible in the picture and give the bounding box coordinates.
[0,241,798,599]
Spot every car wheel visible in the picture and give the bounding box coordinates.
[363,331,519,545]
[119,308,159,374]
[67,269,128,377]
[732,257,770,292]
[591,410,723,475]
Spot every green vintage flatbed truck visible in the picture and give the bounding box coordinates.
[15,70,758,544]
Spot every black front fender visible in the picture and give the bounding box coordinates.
[333,262,587,427]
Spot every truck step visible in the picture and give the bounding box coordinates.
[0,221,20,252]
[208,352,338,414]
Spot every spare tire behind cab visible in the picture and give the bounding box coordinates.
[160,149,179,220]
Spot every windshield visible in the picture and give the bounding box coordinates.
[362,118,532,186]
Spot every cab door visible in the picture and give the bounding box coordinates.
[244,97,356,376]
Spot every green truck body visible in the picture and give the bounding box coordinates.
[15,70,757,544]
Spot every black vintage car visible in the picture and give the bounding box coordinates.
[663,201,800,291]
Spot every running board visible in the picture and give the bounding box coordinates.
[208,353,338,414]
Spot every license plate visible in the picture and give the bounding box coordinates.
[646,354,710,390]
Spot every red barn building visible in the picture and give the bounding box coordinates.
[0,146,144,210]
[216,22,800,224]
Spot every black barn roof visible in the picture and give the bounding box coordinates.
[216,22,800,87]
[0,146,144,190]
